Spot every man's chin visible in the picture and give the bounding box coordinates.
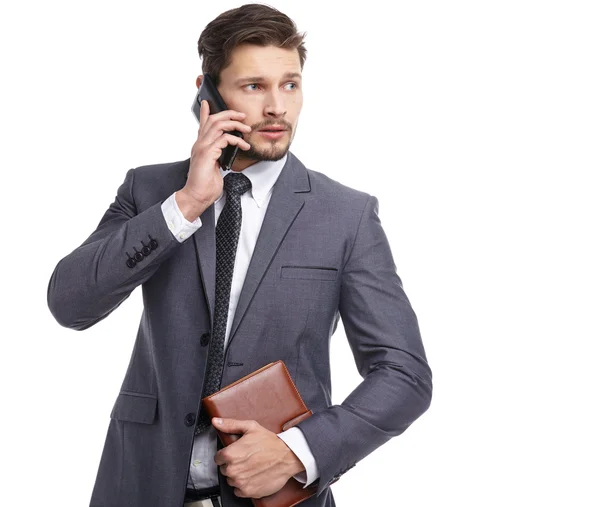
[238,140,291,162]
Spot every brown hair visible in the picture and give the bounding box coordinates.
[197,3,307,87]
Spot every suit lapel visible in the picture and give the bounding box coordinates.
[187,152,311,346]
[227,152,310,351]
[192,204,216,326]
[165,159,218,331]
[167,160,217,327]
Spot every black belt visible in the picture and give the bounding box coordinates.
[185,485,220,502]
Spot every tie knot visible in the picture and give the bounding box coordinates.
[223,172,252,197]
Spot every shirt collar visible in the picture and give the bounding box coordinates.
[215,153,288,208]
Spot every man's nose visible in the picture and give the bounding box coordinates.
[264,91,287,117]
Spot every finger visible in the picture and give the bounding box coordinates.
[214,449,227,467]
[199,99,210,129]
[208,108,247,123]
[214,133,251,151]
[214,447,243,467]
[226,477,248,494]
[214,417,257,434]
[203,109,247,134]
[204,120,252,142]
[233,487,250,498]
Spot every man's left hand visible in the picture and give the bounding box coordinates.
[213,417,305,498]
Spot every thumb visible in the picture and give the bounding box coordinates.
[213,417,257,434]
[200,99,210,127]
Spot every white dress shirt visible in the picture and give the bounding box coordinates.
[160,153,319,490]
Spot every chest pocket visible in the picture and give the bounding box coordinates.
[280,266,338,281]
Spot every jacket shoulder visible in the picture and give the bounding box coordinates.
[131,159,190,186]
[305,166,372,207]
[125,159,190,207]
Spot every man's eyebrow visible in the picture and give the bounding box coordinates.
[234,72,302,85]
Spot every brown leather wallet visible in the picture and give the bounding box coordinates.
[201,360,318,507]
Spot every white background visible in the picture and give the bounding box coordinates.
[1,1,599,505]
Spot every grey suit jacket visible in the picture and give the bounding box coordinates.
[47,151,432,507]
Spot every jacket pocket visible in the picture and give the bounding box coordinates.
[110,391,158,424]
[280,266,338,281]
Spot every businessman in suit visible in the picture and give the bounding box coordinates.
[47,4,432,506]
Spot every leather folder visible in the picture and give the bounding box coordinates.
[201,360,318,507]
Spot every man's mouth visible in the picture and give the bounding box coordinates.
[258,126,288,140]
[259,126,288,132]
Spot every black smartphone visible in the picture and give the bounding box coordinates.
[191,74,243,172]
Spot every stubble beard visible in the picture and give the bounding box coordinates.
[237,129,294,162]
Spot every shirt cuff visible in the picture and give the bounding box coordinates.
[161,191,202,242]
[277,427,319,488]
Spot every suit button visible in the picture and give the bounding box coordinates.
[149,239,158,250]
[184,413,196,427]
[141,245,151,256]
[200,333,210,346]
[126,258,136,268]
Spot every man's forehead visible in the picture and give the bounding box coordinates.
[225,44,301,77]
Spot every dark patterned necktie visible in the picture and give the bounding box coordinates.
[196,171,252,434]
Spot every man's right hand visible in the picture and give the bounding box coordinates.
[176,99,252,222]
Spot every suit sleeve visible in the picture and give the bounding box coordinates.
[47,168,184,330]
[296,195,433,497]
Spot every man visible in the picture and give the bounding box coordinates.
[47,4,432,507]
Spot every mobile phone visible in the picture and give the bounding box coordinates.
[191,74,243,172]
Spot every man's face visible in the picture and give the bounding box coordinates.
[196,43,303,170]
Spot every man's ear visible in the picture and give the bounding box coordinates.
[195,75,204,89]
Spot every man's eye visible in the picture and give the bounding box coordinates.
[245,83,298,91]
